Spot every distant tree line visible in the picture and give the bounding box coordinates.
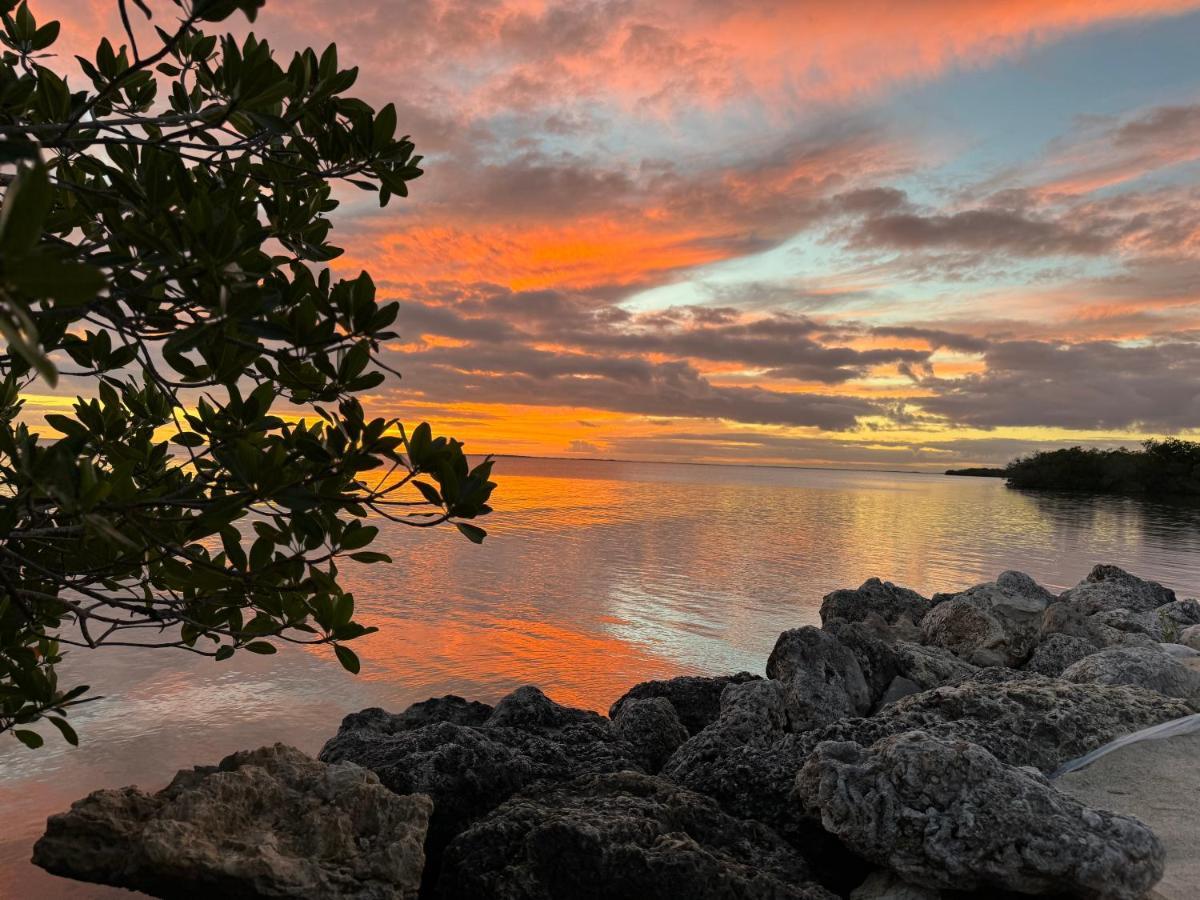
[1001,439,1200,496]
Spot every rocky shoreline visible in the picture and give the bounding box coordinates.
[32,564,1200,899]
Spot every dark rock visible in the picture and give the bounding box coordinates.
[795,731,1164,900]
[795,669,1195,773]
[320,686,643,894]
[33,744,431,900]
[767,627,871,728]
[1060,564,1175,615]
[826,623,974,708]
[819,578,931,631]
[335,695,494,738]
[1061,646,1200,700]
[608,672,761,736]
[877,676,921,708]
[1022,634,1097,676]
[920,571,1051,667]
[439,771,838,900]
[612,697,689,773]
[1156,599,1200,642]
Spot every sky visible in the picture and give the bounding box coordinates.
[38,0,1200,469]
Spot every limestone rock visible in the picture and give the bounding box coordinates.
[319,686,643,883]
[608,671,761,736]
[795,731,1164,899]
[766,627,871,728]
[1180,624,1200,652]
[1060,564,1175,615]
[1062,646,1200,700]
[819,578,931,632]
[439,771,838,900]
[1155,599,1200,642]
[920,571,1051,667]
[611,696,689,773]
[797,669,1194,773]
[336,695,494,738]
[1023,633,1097,676]
[33,744,431,900]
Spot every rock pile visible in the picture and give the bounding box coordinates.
[36,565,1197,899]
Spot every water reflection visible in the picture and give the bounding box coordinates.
[4,460,1200,897]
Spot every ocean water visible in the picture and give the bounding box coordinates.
[4,457,1200,898]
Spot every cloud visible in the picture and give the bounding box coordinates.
[915,339,1200,430]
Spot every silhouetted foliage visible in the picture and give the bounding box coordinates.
[945,467,1007,478]
[0,0,495,748]
[1005,439,1200,496]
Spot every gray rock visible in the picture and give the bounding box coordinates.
[439,771,838,900]
[1158,642,1199,658]
[1155,599,1200,642]
[1057,729,1200,900]
[33,744,431,900]
[920,571,1051,667]
[319,686,643,884]
[1040,600,1105,643]
[797,669,1195,773]
[795,731,1164,899]
[608,672,761,736]
[612,696,689,773]
[1180,623,1200,652]
[850,870,941,900]
[1023,634,1097,676]
[1090,607,1167,642]
[1062,646,1200,700]
[767,627,871,728]
[1060,564,1176,615]
[827,624,975,708]
[877,676,921,708]
[819,578,931,631]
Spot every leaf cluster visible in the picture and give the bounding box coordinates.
[0,0,495,747]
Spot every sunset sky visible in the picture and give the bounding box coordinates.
[40,0,1200,468]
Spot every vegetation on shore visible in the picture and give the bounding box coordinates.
[945,467,1007,478]
[1005,439,1200,496]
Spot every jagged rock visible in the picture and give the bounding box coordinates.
[767,627,871,728]
[826,624,973,708]
[819,578,931,632]
[1090,607,1168,642]
[319,686,643,887]
[920,571,1051,667]
[795,731,1164,899]
[1180,624,1200,652]
[850,870,941,900]
[608,672,761,736]
[485,684,606,730]
[796,669,1194,773]
[1062,646,1200,700]
[877,676,921,708]
[336,695,494,737]
[1040,600,1104,643]
[1060,564,1175,615]
[439,771,838,900]
[1156,599,1200,642]
[33,744,431,900]
[612,697,689,773]
[1023,634,1097,676]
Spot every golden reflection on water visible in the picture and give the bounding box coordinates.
[4,458,1200,898]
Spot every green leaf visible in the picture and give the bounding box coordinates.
[7,258,106,303]
[14,729,43,749]
[348,551,391,564]
[455,522,487,544]
[412,480,443,506]
[334,644,360,674]
[47,715,78,746]
[214,646,235,661]
[170,431,205,447]
[0,160,51,257]
[244,641,276,654]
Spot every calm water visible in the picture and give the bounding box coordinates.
[4,458,1200,898]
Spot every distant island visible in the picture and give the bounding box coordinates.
[948,439,1200,496]
[1004,439,1200,496]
